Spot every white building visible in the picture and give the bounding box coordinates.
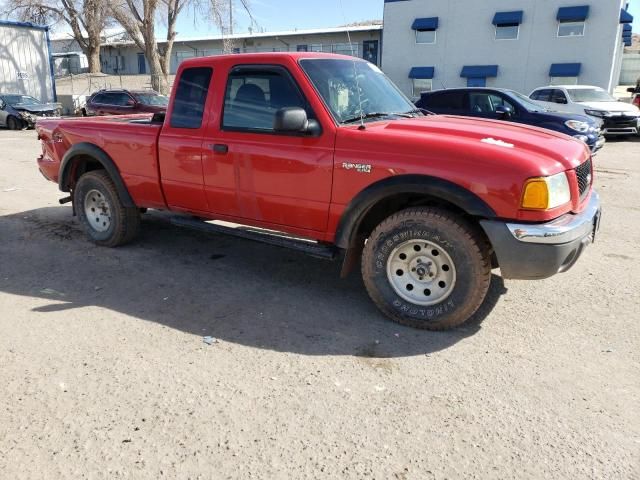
[381,0,634,98]
[0,20,56,102]
[52,25,382,76]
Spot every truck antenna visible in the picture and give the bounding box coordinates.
[338,0,366,130]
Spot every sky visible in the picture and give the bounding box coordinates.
[629,1,639,32]
[165,0,639,38]
[165,0,385,38]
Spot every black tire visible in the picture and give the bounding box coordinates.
[6,116,22,130]
[74,170,141,247]
[361,207,492,331]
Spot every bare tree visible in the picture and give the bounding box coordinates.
[4,0,109,73]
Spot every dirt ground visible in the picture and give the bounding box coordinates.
[0,129,638,479]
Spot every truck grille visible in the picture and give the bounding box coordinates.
[575,158,592,200]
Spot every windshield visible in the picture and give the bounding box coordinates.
[566,88,615,103]
[299,59,418,124]
[3,95,41,106]
[133,92,169,106]
[507,90,549,112]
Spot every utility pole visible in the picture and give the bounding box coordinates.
[229,0,233,35]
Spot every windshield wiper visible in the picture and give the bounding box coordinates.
[401,108,429,117]
[341,112,397,124]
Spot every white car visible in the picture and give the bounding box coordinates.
[530,85,640,137]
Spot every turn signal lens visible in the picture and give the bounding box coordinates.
[521,172,571,210]
[522,179,549,210]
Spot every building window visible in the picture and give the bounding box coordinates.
[495,24,519,40]
[297,45,308,52]
[558,21,585,37]
[413,79,432,98]
[467,78,487,88]
[550,76,578,86]
[415,29,436,44]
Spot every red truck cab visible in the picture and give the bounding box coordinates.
[36,53,601,330]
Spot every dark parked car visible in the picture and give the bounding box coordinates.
[416,88,605,153]
[85,89,169,116]
[0,94,62,129]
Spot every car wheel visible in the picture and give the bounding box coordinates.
[361,207,492,330]
[74,170,141,247]
[6,116,22,130]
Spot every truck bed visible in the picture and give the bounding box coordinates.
[37,114,167,209]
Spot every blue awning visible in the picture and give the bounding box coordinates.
[460,65,498,78]
[624,38,632,46]
[620,9,634,24]
[409,67,435,79]
[493,11,524,26]
[624,24,632,33]
[549,63,582,77]
[557,6,589,22]
[412,17,439,31]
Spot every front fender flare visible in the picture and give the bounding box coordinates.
[334,174,497,249]
[59,142,135,208]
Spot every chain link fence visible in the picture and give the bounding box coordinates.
[55,73,175,97]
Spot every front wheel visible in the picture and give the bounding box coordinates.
[6,116,23,130]
[74,170,141,247]
[361,208,492,330]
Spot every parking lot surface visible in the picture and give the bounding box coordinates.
[1,129,639,479]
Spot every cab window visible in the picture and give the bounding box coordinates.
[222,66,310,133]
[170,67,213,129]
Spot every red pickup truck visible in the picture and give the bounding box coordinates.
[36,53,601,330]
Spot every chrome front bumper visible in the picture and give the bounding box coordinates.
[480,192,601,279]
[507,191,601,245]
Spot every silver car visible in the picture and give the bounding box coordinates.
[0,94,62,130]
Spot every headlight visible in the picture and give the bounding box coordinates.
[521,172,571,210]
[584,109,607,118]
[565,120,590,133]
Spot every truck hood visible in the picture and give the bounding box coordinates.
[577,100,640,115]
[372,115,589,172]
[12,103,59,114]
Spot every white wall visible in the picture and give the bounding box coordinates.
[99,29,382,76]
[382,0,627,97]
[0,23,55,102]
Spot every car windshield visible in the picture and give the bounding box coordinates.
[3,95,41,106]
[133,92,169,106]
[299,59,419,124]
[507,90,549,112]
[566,88,615,103]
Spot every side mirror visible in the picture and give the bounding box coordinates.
[274,107,320,135]
[495,105,513,118]
[554,98,568,105]
[0,100,5,110]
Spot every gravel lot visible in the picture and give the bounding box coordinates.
[0,129,638,479]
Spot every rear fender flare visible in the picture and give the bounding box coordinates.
[59,142,135,208]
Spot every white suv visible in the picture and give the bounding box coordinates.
[530,85,640,136]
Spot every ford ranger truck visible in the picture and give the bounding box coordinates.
[35,53,601,331]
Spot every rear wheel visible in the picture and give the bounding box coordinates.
[6,116,23,130]
[74,170,140,247]
[361,207,492,330]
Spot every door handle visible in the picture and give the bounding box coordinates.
[210,144,228,154]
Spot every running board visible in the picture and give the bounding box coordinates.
[170,216,339,260]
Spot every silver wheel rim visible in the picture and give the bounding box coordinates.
[386,239,457,306]
[84,189,112,232]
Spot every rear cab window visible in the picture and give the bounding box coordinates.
[170,67,213,129]
[532,89,552,102]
